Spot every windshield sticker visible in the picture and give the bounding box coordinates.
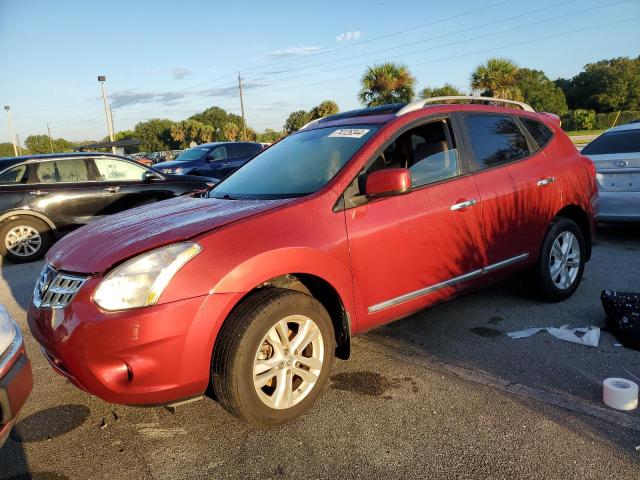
[328,128,370,139]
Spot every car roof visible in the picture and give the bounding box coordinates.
[193,141,261,149]
[308,102,547,131]
[0,151,131,169]
[606,121,640,133]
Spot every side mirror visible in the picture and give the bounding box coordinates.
[143,171,161,181]
[365,168,412,197]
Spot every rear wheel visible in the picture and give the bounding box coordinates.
[533,218,585,302]
[212,288,335,426]
[0,217,52,263]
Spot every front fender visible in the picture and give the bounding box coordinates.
[211,247,356,318]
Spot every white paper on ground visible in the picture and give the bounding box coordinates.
[506,325,600,347]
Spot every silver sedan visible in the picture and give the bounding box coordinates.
[582,122,640,222]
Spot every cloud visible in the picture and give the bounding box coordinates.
[110,90,188,109]
[171,68,193,80]
[336,31,361,42]
[109,81,272,109]
[265,46,322,59]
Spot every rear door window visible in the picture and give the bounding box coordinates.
[0,164,27,184]
[582,129,640,155]
[463,114,531,169]
[520,118,553,149]
[35,159,89,183]
[93,158,147,181]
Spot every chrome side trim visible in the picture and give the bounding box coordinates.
[368,269,482,313]
[482,252,529,274]
[367,253,530,314]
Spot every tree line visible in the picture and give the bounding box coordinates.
[3,55,637,157]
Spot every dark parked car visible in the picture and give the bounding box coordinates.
[154,142,263,179]
[0,152,215,263]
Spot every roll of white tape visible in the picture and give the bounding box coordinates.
[603,378,638,411]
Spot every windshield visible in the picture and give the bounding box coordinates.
[210,125,378,199]
[582,129,640,155]
[175,147,209,161]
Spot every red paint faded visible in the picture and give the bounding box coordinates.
[29,103,597,407]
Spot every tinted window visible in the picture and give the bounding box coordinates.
[0,164,27,184]
[207,146,227,161]
[365,119,459,188]
[520,118,553,149]
[582,129,640,155]
[35,159,89,183]
[93,158,146,181]
[175,147,209,161]
[212,125,378,199]
[228,143,259,159]
[464,114,531,168]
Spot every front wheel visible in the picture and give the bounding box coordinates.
[533,218,586,302]
[0,217,52,263]
[212,288,335,426]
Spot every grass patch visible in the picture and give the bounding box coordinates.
[564,129,605,137]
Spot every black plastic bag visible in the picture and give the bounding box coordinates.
[601,290,640,351]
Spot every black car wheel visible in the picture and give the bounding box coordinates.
[0,217,53,263]
[532,217,586,302]
[212,288,335,426]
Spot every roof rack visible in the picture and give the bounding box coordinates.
[396,96,535,116]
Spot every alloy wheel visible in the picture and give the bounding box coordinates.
[253,314,324,410]
[549,231,580,290]
[5,226,42,257]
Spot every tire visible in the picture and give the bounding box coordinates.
[212,288,335,426]
[0,217,52,263]
[533,218,586,302]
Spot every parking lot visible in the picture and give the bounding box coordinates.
[0,224,637,479]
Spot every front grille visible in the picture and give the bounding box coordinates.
[33,264,86,309]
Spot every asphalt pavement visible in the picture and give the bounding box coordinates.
[0,224,639,479]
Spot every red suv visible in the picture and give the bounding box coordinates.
[28,98,597,426]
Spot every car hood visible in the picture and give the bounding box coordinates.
[46,196,293,274]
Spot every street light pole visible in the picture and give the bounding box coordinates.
[97,75,116,154]
[47,123,54,153]
[238,72,247,141]
[3,106,18,156]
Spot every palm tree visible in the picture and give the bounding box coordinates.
[470,58,522,100]
[358,63,416,107]
[310,100,339,120]
[222,122,239,141]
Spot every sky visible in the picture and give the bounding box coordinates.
[0,0,639,144]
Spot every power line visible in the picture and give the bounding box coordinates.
[244,0,628,86]
[169,0,512,93]
[246,16,639,98]
[244,0,580,79]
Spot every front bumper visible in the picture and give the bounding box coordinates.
[0,327,33,448]
[27,277,242,406]
[596,191,640,222]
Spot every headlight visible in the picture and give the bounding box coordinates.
[162,168,176,174]
[93,242,202,311]
[0,304,17,355]
[174,167,186,175]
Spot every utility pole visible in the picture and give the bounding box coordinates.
[15,134,22,156]
[3,106,18,156]
[47,123,54,152]
[97,75,116,153]
[238,72,246,141]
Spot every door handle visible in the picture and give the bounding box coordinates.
[450,199,478,211]
[28,190,48,197]
[537,176,556,187]
[104,186,121,193]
